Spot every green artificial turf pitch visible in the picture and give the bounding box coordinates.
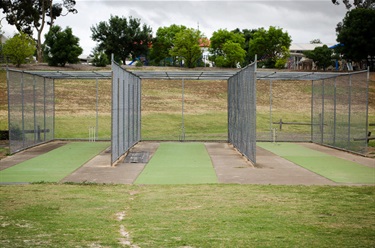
[135,142,218,184]
[258,142,375,184]
[0,142,110,183]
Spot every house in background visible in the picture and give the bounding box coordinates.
[288,43,335,70]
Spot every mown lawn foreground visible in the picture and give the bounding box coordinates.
[0,184,374,247]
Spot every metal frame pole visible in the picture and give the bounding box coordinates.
[21,72,25,147]
[321,79,325,144]
[365,67,370,150]
[33,75,37,143]
[348,75,352,148]
[311,80,314,143]
[6,68,11,152]
[269,79,272,141]
[333,77,337,146]
[96,77,99,140]
[181,77,185,141]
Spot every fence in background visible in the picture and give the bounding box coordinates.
[7,70,54,154]
[111,62,141,165]
[312,71,369,154]
[228,62,257,164]
[256,80,312,142]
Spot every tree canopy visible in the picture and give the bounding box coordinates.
[3,32,35,67]
[248,26,292,68]
[91,15,152,65]
[150,24,187,66]
[43,25,82,67]
[209,29,246,67]
[169,28,203,68]
[331,0,375,9]
[232,28,257,65]
[336,8,375,69]
[304,45,333,71]
[0,0,77,62]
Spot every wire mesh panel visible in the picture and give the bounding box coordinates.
[312,71,368,154]
[257,79,312,142]
[228,63,256,164]
[111,62,141,165]
[54,78,111,140]
[7,70,54,154]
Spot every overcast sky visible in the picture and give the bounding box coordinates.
[1,0,348,55]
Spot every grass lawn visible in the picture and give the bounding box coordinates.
[0,184,374,247]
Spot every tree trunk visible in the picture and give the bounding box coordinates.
[35,0,48,63]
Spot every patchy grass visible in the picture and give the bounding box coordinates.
[0,184,374,248]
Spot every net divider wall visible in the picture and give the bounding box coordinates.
[228,62,257,164]
[111,62,141,165]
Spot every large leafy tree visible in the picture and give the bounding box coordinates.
[170,28,203,68]
[232,28,257,65]
[336,8,375,69]
[0,0,77,62]
[248,26,292,68]
[331,0,375,9]
[3,32,35,67]
[43,25,82,66]
[304,45,333,71]
[209,29,246,67]
[150,24,186,66]
[91,15,152,65]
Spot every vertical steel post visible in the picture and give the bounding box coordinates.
[43,77,46,141]
[181,77,185,141]
[311,80,314,142]
[269,79,272,141]
[52,79,55,140]
[321,79,325,144]
[96,77,99,140]
[333,77,337,146]
[21,72,25,147]
[365,67,370,150]
[348,75,352,148]
[6,68,11,151]
[33,75,37,143]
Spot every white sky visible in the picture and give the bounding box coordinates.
[1,0,348,55]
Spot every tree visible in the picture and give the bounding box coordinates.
[304,45,333,71]
[331,0,375,9]
[150,24,187,66]
[336,8,375,70]
[0,0,77,62]
[91,49,109,67]
[310,39,322,44]
[43,25,82,66]
[232,28,257,65]
[3,32,35,67]
[248,26,292,68]
[169,28,203,68]
[91,15,152,65]
[209,29,246,68]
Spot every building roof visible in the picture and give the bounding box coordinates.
[290,43,336,52]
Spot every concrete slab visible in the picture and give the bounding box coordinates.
[205,143,337,185]
[60,142,159,184]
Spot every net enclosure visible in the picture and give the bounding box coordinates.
[6,65,369,166]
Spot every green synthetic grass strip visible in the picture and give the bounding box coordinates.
[258,142,375,184]
[135,142,218,184]
[0,142,110,183]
